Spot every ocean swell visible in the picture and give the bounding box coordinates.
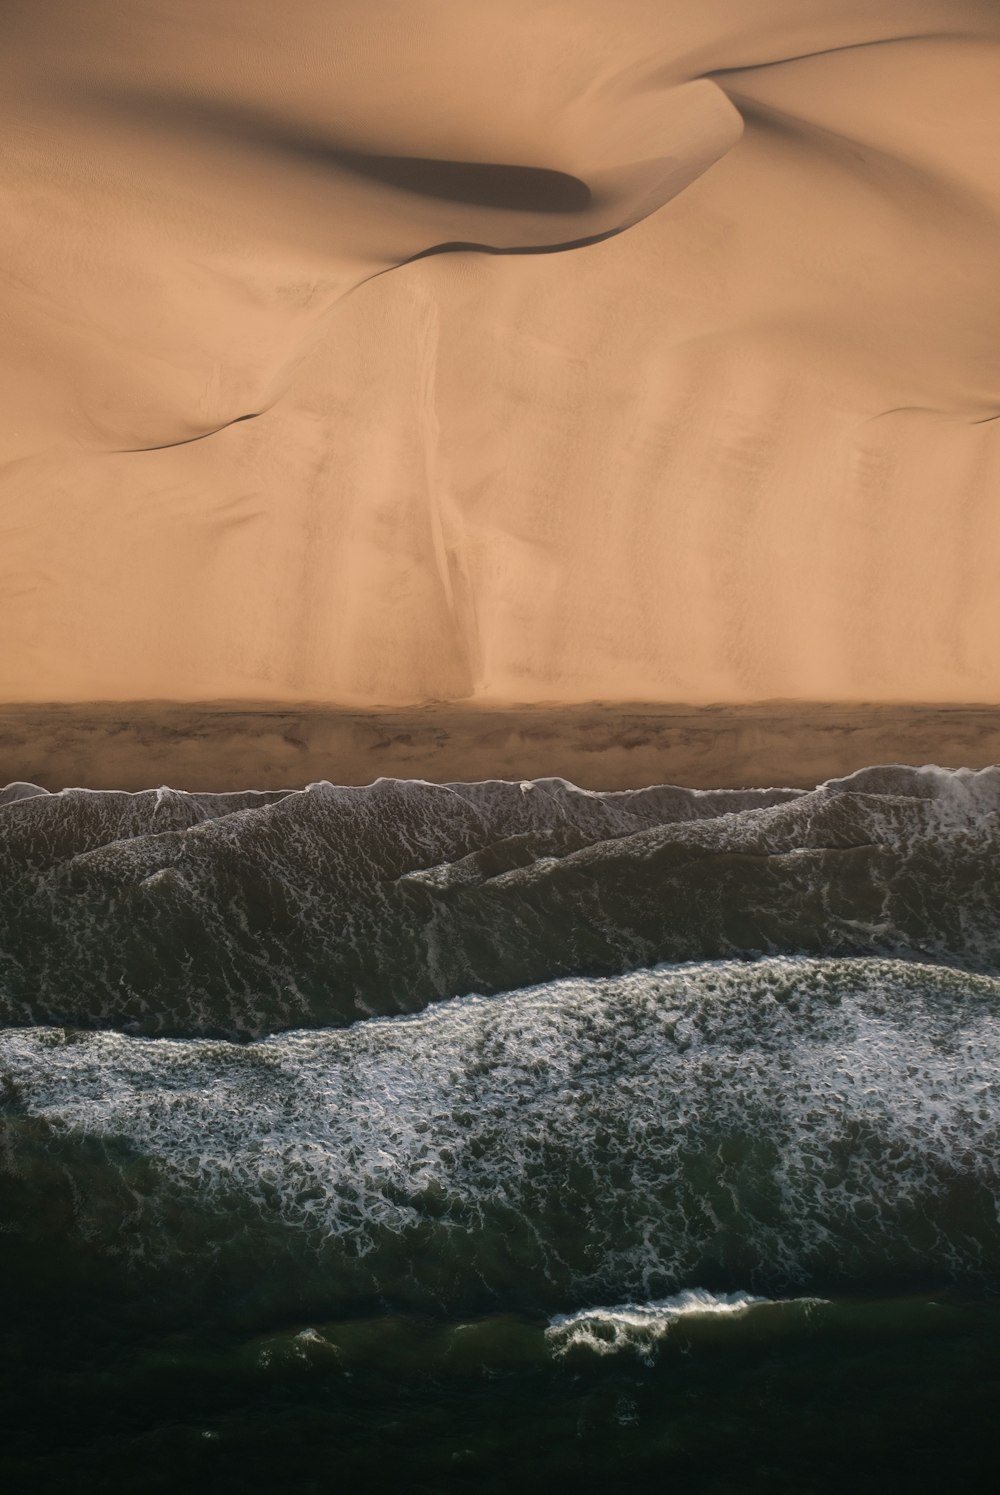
[0,765,998,1038]
[2,955,998,1318]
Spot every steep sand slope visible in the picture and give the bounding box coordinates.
[1,1,999,705]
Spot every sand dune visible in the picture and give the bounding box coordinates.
[1,1,999,706]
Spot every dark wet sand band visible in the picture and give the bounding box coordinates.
[3,701,999,793]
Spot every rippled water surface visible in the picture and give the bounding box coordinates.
[2,766,998,1491]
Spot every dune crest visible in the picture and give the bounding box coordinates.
[1,1,999,705]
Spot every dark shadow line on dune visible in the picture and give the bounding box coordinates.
[113,411,264,454]
[862,407,1000,430]
[330,224,625,312]
[706,29,964,81]
[390,225,622,267]
[110,217,621,454]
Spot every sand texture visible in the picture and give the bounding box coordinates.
[3,702,1000,794]
[2,1,1000,708]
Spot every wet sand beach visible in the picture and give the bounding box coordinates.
[3,700,1000,792]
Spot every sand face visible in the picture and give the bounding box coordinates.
[1,1,999,707]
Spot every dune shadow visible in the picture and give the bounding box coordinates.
[73,85,591,214]
[333,151,589,213]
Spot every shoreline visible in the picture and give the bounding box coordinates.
[3,701,1000,793]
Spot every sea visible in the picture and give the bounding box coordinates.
[1,765,998,1492]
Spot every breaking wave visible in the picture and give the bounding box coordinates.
[3,954,999,1318]
[1,764,999,1037]
[2,763,999,1491]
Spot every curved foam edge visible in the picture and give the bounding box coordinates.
[547,1289,827,1358]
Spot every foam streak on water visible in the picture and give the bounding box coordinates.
[2,767,1000,1489]
[547,1289,777,1359]
[3,956,999,1314]
[1,764,999,1036]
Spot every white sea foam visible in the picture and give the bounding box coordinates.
[3,763,999,1040]
[546,1289,827,1359]
[2,956,999,1301]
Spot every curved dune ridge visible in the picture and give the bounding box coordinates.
[1,1,999,703]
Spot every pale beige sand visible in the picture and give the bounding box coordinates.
[4,703,1000,794]
[2,3,1000,709]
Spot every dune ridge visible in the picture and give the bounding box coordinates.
[1,1,999,707]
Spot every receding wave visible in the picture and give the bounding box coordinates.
[2,764,999,1037]
[3,955,998,1319]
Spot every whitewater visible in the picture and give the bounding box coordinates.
[2,765,999,1492]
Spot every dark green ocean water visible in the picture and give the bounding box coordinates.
[2,766,999,1491]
